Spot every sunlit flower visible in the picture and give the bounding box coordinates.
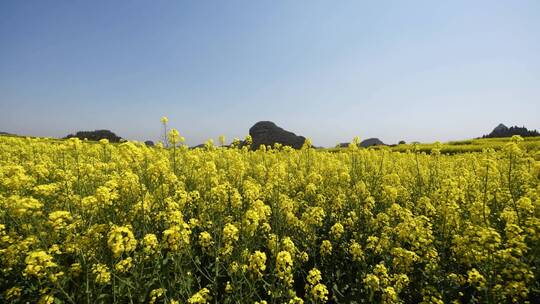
[92,263,111,285]
[107,225,137,257]
[188,288,211,304]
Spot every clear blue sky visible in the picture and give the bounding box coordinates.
[1,0,539,146]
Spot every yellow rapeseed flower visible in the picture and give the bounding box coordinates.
[248,250,267,277]
[187,288,211,304]
[91,263,111,285]
[107,225,137,257]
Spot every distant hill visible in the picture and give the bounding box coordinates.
[338,138,386,148]
[360,138,385,147]
[482,123,539,138]
[190,143,207,149]
[64,130,122,142]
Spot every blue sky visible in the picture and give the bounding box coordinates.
[1,0,539,146]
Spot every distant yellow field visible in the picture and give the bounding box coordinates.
[1,135,539,303]
[324,136,540,155]
[389,136,540,154]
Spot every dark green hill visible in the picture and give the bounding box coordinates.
[64,130,122,142]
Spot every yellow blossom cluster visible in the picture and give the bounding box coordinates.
[187,287,211,304]
[107,225,137,257]
[248,250,267,278]
[23,251,57,279]
[305,268,329,303]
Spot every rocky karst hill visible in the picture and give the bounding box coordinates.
[249,121,306,149]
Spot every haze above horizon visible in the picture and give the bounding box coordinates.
[1,0,539,147]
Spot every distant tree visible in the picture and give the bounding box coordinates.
[398,140,406,145]
[145,140,154,147]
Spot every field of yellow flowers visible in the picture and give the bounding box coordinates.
[1,134,539,303]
